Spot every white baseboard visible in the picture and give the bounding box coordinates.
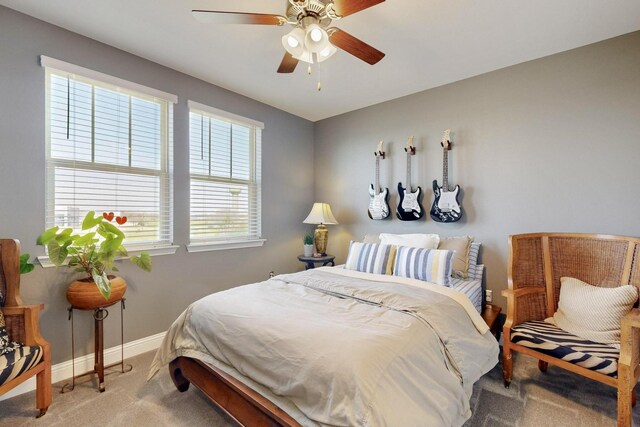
[0,331,166,401]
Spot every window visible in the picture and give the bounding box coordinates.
[187,101,263,251]
[43,57,176,254]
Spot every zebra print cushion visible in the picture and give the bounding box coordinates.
[0,345,43,385]
[511,320,619,377]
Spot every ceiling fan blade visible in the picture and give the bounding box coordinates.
[330,0,385,18]
[192,10,286,25]
[329,29,385,65]
[277,52,299,74]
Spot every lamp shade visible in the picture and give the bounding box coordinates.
[303,202,338,225]
[281,27,306,58]
[316,43,337,63]
[304,24,330,53]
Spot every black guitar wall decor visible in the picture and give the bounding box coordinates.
[396,136,424,221]
[368,141,390,220]
[430,129,462,223]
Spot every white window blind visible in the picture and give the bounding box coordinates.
[45,64,174,249]
[188,102,262,246]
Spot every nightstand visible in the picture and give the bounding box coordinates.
[297,254,335,270]
[482,304,502,340]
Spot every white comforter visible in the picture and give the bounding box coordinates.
[149,267,499,427]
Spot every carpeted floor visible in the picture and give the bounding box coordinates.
[1,350,637,426]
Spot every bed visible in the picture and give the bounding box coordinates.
[149,241,498,426]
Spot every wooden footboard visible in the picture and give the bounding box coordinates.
[169,357,301,427]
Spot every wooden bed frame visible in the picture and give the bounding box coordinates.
[169,356,301,427]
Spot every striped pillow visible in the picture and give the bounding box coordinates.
[345,241,394,275]
[393,246,454,286]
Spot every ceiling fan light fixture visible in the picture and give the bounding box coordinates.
[287,35,299,48]
[317,43,337,62]
[281,27,305,56]
[309,27,323,42]
[304,23,329,53]
[293,50,314,64]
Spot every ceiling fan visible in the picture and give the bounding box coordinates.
[192,0,386,74]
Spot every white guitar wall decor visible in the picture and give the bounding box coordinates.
[368,141,390,220]
[396,136,424,221]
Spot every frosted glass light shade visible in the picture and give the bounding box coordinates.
[281,27,306,57]
[303,202,338,225]
[317,44,337,63]
[304,24,330,53]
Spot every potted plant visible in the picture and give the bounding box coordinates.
[303,234,314,257]
[37,211,152,309]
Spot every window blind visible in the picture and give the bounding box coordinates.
[45,66,173,248]
[189,105,262,244]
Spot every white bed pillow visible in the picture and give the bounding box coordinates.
[362,234,382,244]
[548,277,638,346]
[379,233,439,249]
[393,246,454,286]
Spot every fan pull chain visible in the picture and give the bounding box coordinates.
[314,53,322,92]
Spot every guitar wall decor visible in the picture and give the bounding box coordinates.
[430,130,462,223]
[396,136,424,221]
[368,141,390,220]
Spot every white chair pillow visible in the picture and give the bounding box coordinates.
[548,277,638,346]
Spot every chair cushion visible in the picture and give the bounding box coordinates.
[511,320,619,377]
[0,345,44,385]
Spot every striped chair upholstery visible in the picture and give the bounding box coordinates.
[0,345,44,384]
[511,320,619,377]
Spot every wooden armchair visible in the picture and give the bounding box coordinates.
[0,239,51,417]
[502,233,640,427]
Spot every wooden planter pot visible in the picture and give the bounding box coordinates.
[66,276,127,309]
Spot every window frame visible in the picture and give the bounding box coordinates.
[39,57,178,266]
[186,101,265,253]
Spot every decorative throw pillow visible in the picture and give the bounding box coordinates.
[379,233,440,249]
[393,246,454,286]
[438,236,474,279]
[549,277,638,346]
[0,310,23,356]
[344,241,395,275]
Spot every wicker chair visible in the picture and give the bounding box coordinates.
[0,239,51,417]
[502,233,640,427]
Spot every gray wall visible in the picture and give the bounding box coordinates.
[0,7,315,364]
[314,31,640,310]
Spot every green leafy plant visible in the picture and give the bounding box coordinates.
[20,253,34,274]
[303,234,314,245]
[37,211,152,300]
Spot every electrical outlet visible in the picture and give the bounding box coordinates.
[486,289,493,303]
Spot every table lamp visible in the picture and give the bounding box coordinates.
[303,202,338,255]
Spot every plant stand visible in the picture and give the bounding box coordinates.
[60,298,132,393]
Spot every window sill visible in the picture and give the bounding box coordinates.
[186,239,266,253]
[37,244,180,268]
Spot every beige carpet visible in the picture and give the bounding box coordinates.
[1,350,637,426]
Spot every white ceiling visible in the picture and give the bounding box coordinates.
[2,0,639,121]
